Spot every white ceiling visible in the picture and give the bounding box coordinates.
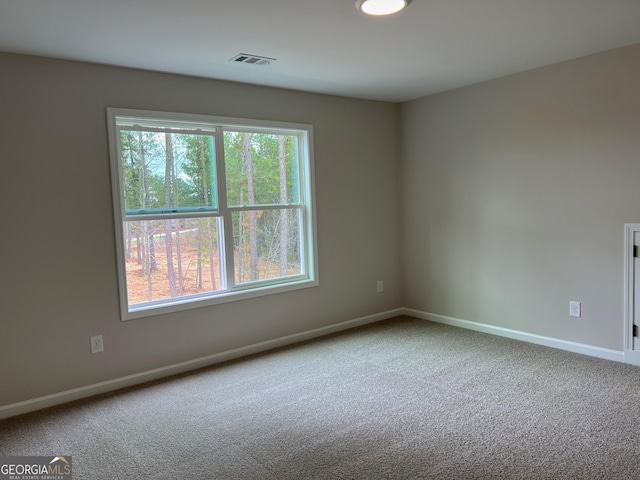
[1,0,640,103]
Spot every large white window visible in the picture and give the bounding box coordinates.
[107,108,318,320]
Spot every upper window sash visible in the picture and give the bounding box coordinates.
[116,120,219,216]
[124,207,220,220]
[115,118,217,135]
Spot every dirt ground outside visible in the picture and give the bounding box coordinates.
[126,242,301,305]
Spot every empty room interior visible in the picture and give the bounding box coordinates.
[2,0,640,478]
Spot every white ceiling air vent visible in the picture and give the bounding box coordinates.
[229,53,276,66]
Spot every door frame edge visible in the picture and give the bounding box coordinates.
[623,224,640,353]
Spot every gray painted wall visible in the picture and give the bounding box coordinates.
[0,53,402,406]
[3,41,639,408]
[401,43,640,350]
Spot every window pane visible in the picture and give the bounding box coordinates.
[232,209,302,283]
[124,217,224,306]
[224,131,300,207]
[119,130,217,213]
[109,109,316,319]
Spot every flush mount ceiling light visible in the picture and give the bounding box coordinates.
[355,0,411,16]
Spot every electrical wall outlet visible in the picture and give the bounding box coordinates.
[569,301,581,318]
[90,335,104,354]
[377,280,384,293]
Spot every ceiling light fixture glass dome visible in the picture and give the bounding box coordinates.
[355,0,411,16]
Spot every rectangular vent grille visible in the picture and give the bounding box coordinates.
[230,53,276,66]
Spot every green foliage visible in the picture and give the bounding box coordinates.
[121,130,219,211]
[120,127,302,298]
[224,132,299,206]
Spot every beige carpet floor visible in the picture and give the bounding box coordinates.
[3,316,640,479]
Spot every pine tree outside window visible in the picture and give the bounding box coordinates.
[107,108,318,320]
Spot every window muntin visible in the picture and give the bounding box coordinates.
[108,109,317,320]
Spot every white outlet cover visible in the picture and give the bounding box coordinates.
[90,335,104,354]
[569,301,581,318]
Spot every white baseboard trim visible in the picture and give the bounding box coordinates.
[403,308,624,363]
[0,308,403,420]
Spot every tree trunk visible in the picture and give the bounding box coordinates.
[175,221,184,295]
[125,222,132,261]
[237,139,246,282]
[198,137,217,290]
[196,222,203,290]
[137,134,150,277]
[172,168,183,295]
[148,227,157,272]
[278,136,289,276]
[243,133,259,281]
[138,132,157,271]
[135,221,142,265]
[140,220,152,301]
[164,133,178,297]
[125,136,135,261]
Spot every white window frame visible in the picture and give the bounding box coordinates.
[107,108,319,320]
